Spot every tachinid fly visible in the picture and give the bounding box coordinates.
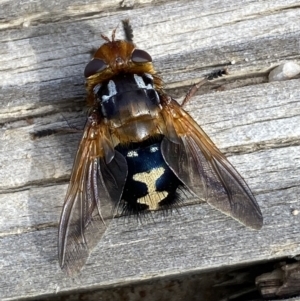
[58,20,263,275]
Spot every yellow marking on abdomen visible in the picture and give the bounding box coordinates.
[133,167,167,210]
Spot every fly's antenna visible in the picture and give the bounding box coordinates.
[111,24,119,41]
[100,24,119,43]
[122,19,134,42]
[101,34,111,43]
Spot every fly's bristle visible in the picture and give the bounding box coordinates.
[30,129,60,140]
[122,19,134,42]
[30,127,82,140]
[206,68,228,80]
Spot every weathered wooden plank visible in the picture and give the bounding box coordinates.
[1,181,300,300]
[1,0,300,118]
[0,0,300,300]
[1,82,300,300]
[256,262,300,299]
[1,79,300,191]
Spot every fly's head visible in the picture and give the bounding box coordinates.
[84,30,158,104]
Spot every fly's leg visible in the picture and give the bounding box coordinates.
[181,68,228,108]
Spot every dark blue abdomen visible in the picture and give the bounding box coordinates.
[116,137,183,214]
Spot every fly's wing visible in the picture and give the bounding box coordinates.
[58,123,127,275]
[161,100,263,230]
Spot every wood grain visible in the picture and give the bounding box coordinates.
[1,0,300,300]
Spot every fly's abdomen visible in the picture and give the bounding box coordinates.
[116,136,184,214]
[97,73,163,142]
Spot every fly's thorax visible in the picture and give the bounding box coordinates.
[95,73,163,142]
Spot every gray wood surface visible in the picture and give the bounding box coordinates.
[1,0,300,300]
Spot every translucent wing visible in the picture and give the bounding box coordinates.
[58,122,127,275]
[161,99,263,229]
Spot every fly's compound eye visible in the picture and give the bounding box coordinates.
[84,58,107,78]
[131,49,152,63]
